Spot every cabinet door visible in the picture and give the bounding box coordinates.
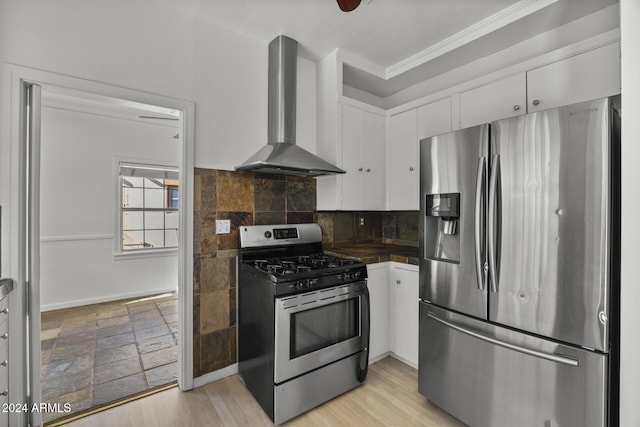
[459,73,526,129]
[367,265,390,362]
[388,109,418,210]
[417,97,453,140]
[363,112,386,210]
[527,42,620,113]
[391,266,419,367]
[341,104,365,210]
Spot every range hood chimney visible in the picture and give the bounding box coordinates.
[235,35,345,177]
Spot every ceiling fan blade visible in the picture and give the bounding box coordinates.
[336,0,361,12]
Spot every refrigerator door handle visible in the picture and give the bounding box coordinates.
[474,156,487,291]
[488,154,500,293]
[427,312,579,367]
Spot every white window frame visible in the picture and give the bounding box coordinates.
[114,159,180,259]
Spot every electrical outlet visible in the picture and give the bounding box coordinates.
[359,217,365,226]
[216,219,231,234]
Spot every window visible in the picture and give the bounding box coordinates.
[119,162,179,252]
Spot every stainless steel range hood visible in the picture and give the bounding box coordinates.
[235,35,345,177]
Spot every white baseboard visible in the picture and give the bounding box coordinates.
[369,351,391,365]
[193,363,239,389]
[390,352,418,369]
[40,287,177,311]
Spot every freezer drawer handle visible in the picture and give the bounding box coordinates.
[427,312,579,367]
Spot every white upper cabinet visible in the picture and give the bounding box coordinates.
[458,42,620,129]
[459,73,526,129]
[417,97,453,140]
[388,109,419,210]
[341,103,386,210]
[527,42,621,113]
[388,97,453,211]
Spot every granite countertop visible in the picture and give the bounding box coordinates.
[325,244,419,266]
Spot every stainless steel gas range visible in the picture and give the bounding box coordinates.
[238,223,370,424]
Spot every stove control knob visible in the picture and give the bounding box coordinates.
[354,271,362,280]
[295,281,303,290]
[305,280,312,289]
[343,273,351,281]
[264,231,272,239]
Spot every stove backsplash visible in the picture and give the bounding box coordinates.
[193,167,417,377]
[317,211,419,248]
[193,168,316,377]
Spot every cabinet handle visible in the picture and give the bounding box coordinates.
[366,168,371,173]
[0,333,7,340]
[358,167,363,172]
[532,99,540,106]
[0,361,6,367]
[0,390,7,397]
[409,167,414,171]
[0,308,7,315]
[513,105,520,111]
[396,279,401,284]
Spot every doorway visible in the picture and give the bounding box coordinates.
[38,87,182,423]
[1,66,195,427]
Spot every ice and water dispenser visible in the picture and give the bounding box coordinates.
[424,193,460,263]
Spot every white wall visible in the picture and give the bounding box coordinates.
[619,1,640,425]
[0,0,317,173]
[39,105,179,310]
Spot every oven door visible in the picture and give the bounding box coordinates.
[274,281,370,384]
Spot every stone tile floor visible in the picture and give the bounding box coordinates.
[40,292,178,424]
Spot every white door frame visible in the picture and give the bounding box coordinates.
[1,64,195,425]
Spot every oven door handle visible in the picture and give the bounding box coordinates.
[357,286,370,383]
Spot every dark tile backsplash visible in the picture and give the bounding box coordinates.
[317,211,419,248]
[193,168,316,377]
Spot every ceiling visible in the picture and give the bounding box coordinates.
[40,0,619,117]
[172,0,618,97]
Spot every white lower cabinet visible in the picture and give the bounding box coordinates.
[367,264,390,363]
[390,264,419,368]
[367,262,419,368]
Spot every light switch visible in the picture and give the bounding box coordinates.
[216,219,231,234]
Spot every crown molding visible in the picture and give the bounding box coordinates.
[387,0,558,78]
[339,0,559,80]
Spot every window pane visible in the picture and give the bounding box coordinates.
[144,177,163,189]
[123,211,143,230]
[145,211,164,229]
[126,177,145,188]
[165,230,178,247]
[165,211,179,229]
[145,230,165,248]
[123,188,144,208]
[168,188,179,208]
[123,230,145,250]
[145,188,164,208]
[120,163,180,252]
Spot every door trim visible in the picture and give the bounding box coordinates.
[1,64,196,424]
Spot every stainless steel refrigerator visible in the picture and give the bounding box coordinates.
[418,96,620,427]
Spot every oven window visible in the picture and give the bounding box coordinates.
[290,297,359,359]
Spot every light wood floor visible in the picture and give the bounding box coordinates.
[62,357,465,427]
